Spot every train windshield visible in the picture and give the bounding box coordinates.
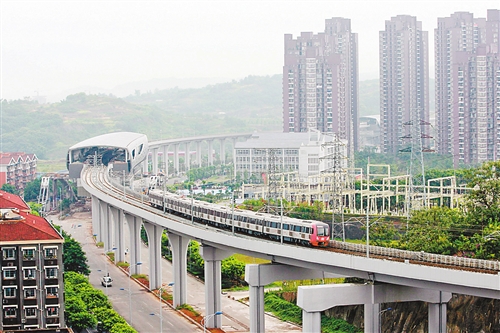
[317,226,326,236]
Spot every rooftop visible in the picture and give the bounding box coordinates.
[0,191,63,242]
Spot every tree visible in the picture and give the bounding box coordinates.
[93,307,128,332]
[464,160,500,228]
[65,295,97,332]
[66,311,97,333]
[1,183,17,195]
[110,323,137,333]
[400,206,463,254]
[63,237,91,275]
[23,178,41,201]
[221,256,245,288]
[28,202,42,216]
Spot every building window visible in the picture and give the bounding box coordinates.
[44,248,57,259]
[45,267,58,279]
[3,268,16,279]
[25,307,37,318]
[2,248,16,259]
[23,248,35,260]
[46,307,58,317]
[3,287,16,298]
[4,306,17,318]
[46,286,58,297]
[24,288,36,298]
[24,268,36,280]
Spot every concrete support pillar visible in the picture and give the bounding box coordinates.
[364,303,381,333]
[168,233,190,307]
[153,148,158,175]
[109,207,125,263]
[208,140,214,166]
[428,291,450,333]
[91,196,101,242]
[124,213,142,275]
[231,138,237,164]
[143,158,149,175]
[219,138,225,165]
[143,221,163,289]
[98,202,112,252]
[97,200,107,246]
[185,142,191,172]
[200,245,232,328]
[245,264,325,333]
[302,311,321,333]
[162,145,169,176]
[173,144,179,175]
[196,141,202,167]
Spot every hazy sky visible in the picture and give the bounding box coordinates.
[1,0,498,101]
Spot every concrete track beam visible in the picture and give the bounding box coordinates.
[297,283,452,333]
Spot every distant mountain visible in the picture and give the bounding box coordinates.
[1,75,434,160]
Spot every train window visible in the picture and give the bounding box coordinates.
[138,144,144,155]
[317,226,325,236]
[294,225,301,232]
[271,222,277,228]
[283,224,289,230]
[305,227,311,234]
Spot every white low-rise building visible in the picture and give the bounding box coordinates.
[234,130,347,181]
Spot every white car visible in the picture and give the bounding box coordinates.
[101,276,113,287]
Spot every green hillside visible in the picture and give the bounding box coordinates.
[1,75,429,160]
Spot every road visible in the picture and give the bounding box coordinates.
[56,213,202,333]
[55,211,301,333]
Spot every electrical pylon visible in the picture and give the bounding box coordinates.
[321,133,347,241]
[400,108,433,215]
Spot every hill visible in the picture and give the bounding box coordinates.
[1,75,425,160]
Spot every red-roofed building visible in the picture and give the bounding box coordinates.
[0,153,38,191]
[0,192,65,330]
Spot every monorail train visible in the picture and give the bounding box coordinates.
[148,189,330,247]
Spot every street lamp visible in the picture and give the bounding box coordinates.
[378,307,392,333]
[127,262,142,326]
[105,247,117,295]
[155,282,174,333]
[202,311,223,333]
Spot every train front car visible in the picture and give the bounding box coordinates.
[310,222,330,247]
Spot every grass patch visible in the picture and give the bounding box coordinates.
[37,160,67,173]
[264,292,361,333]
[176,304,199,316]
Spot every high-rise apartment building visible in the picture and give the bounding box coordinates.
[283,17,359,157]
[379,15,430,154]
[435,10,500,166]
